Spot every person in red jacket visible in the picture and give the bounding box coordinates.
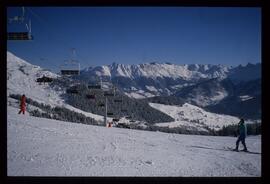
[18,94,26,114]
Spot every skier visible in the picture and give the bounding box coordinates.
[233,118,248,152]
[18,94,26,115]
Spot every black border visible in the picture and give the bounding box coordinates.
[1,0,266,184]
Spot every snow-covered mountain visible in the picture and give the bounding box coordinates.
[149,103,240,131]
[7,105,261,176]
[205,78,261,120]
[228,63,261,84]
[7,51,105,122]
[173,78,232,107]
[7,52,260,131]
[78,62,261,100]
[6,51,261,176]
[83,62,230,80]
[78,62,231,98]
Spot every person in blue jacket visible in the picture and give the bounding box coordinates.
[233,118,248,152]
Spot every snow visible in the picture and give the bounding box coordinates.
[145,85,159,92]
[95,66,111,76]
[124,91,155,99]
[171,83,193,90]
[210,91,228,102]
[239,95,254,101]
[7,51,261,176]
[7,51,61,105]
[150,103,241,130]
[7,51,107,122]
[7,105,261,176]
[187,88,228,107]
[90,62,230,81]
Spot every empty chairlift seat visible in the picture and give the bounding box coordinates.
[98,103,105,107]
[36,76,53,83]
[86,94,95,99]
[114,99,122,103]
[7,8,33,41]
[104,92,114,97]
[88,85,101,89]
[7,32,33,40]
[61,70,80,76]
[66,88,79,94]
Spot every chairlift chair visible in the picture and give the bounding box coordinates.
[7,7,33,41]
[88,85,101,89]
[114,99,122,103]
[98,103,105,107]
[61,70,80,76]
[60,49,80,76]
[60,60,80,76]
[36,76,53,84]
[107,112,114,116]
[104,92,114,97]
[66,88,78,94]
[86,94,95,99]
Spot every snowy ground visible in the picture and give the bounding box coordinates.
[7,51,108,122]
[150,103,253,131]
[7,106,261,176]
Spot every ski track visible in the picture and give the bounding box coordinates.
[7,106,261,176]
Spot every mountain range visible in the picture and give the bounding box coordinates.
[7,51,261,126]
[77,62,261,99]
[76,61,261,119]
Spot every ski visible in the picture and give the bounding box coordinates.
[224,147,261,154]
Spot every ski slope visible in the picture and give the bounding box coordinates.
[8,106,261,176]
[150,103,244,130]
[7,51,106,122]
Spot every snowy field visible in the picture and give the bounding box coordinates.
[7,106,261,176]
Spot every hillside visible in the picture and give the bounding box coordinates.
[7,51,260,134]
[7,106,261,176]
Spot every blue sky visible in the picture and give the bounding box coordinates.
[7,7,261,73]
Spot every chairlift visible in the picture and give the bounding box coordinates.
[88,85,101,89]
[60,60,80,76]
[60,49,80,76]
[98,103,105,107]
[104,92,114,97]
[36,76,53,84]
[66,88,78,94]
[114,99,122,103]
[7,7,33,41]
[117,123,130,129]
[86,94,95,99]
[107,112,114,116]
